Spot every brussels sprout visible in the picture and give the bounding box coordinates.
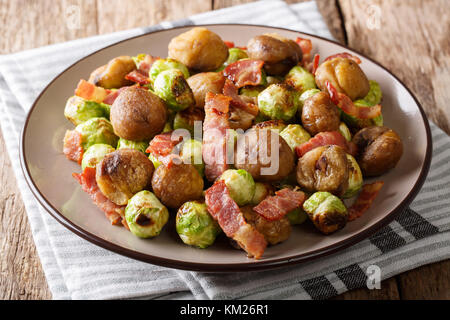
[216,48,249,71]
[148,153,161,169]
[303,191,348,234]
[342,154,363,198]
[176,201,221,248]
[284,66,316,94]
[117,138,148,154]
[75,117,118,150]
[81,143,115,170]
[125,190,169,238]
[149,58,190,83]
[298,88,321,112]
[339,122,352,142]
[132,53,147,68]
[286,208,308,225]
[279,124,311,151]
[258,84,299,121]
[154,69,195,111]
[342,80,383,128]
[251,182,273,205]
[266,76,283,85]
[64,96,110,125]
[173,108,204,137]
[254,119,287,133]
[218,169,256,206]
[180,139,205,177]
[355,80,382,106]
[239,86,265,99]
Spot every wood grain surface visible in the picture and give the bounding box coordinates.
[0,0,448,300]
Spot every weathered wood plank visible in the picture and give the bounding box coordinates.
[0,130,51,299]
[96,0,211,34]
[338,0,450,134]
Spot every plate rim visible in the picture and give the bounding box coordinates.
[19,23,433,272]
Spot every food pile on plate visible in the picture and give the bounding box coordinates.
[63,27,403,259]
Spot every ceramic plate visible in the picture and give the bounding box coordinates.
[20,24,431,271]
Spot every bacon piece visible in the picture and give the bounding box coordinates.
[296,37,313,63]
[137,55,160,76]
[222,79,259,116]
[224,41,235,48]
[223,59,265,88]
[146,131,183,169]
[73,167,125,225]
[203,93,231,181]
[324,52,362,64]
[295,131,357,158]
[63,130,84,164]
[348,181,384,221]
[254,188,306,221]
[125,70,150,85]
[74,79,109,103]
[102,86,135,105]
[325,81,382,119]
[205,181,267,259]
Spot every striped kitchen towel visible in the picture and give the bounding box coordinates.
[0,0,448,300]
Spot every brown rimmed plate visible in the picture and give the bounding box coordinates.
[20,24,431,272]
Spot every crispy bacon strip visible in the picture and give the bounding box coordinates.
[223,59,265,88]
[348,181,384,221]
[63,130,83,164]
[324,52,362,64]
[125,70,150,85]
[203,92,231,181]
[137,55,160,76]
[73,167,125,225]
[146,131,183,168]
[295,131,357,158]
[205,181,267,259]
[254,188,306,221]
[74,79,109,103]
[222,79,259,116]
[325,81,382,119]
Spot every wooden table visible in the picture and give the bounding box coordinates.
[0,0,448,300]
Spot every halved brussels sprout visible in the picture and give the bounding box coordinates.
[279,124,311,151]
[342,80,383,129]
[217,48,249,71]
[251,182,273,205]
[125,190,169,238]
[153,69,195,111]
[64,96,110,125]
[180,139,205,177]
[258,84,299,121]
[342,154,363,198]
[239,86,265,99]
[218,169,256,206]
[286,208,308,225]
[173,108,204,137]
[298,88,321,113]
[149,58,190,83]
[117,138,148,154]
[81,143,115,170]
[74,117,118,150]
[176,201,221,248]
[284,66,316,94]
[339,122,352,142]
[303,191,348,234]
